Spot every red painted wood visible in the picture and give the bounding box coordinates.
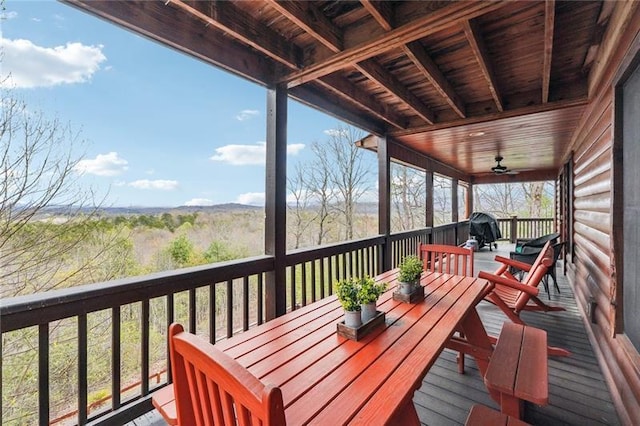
[153,270,493,425]
[464,404,530,426]
[484,322,549,419]
[151,385,177,425]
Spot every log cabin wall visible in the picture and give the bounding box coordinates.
[568,3,640,424]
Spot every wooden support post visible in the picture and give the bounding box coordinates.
[425,171,434,231]
[378,135,392,273]
[510,215,518,243]
[265,84,287,319]
[452,178,459,223]
[466,182,474,219]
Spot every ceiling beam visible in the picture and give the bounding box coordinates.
[462,19,503,112]
[542,0,555,103]
[404,42,466,118]
[168,0,302,69]
[472,169,557,184]
[64,0,278,86]
[390,97,588,137]
[284,1,506,87]
[360,0,394,31]
[356,59,435,124]
[316,75,408,129]
[264,0,343,52]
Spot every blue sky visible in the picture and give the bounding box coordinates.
[1,0,373,207]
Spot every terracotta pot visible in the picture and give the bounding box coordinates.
[361,302,377,323]
[344,310,362,328]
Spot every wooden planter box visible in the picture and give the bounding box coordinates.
[337,310,385,341]
[392,285,425,303]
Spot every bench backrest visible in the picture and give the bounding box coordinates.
[169,323,286,426]
[514,241,553,311]
[419,243,474,277]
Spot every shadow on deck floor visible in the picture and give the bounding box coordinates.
[131,242,621,426]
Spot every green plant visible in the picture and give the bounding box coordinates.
[357,276,387,304]
[398,255,423,283]
[335,277,361,311]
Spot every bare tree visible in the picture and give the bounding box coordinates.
[390,163,426,231]
[322,125,371,240]
[0,87,105,297]
[287,164,313,249]
[306,142,337,245]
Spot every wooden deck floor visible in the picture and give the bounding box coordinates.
[130,243,621,426]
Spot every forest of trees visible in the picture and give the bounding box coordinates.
[1,90,554,424]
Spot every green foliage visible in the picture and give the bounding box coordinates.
[167,234,196,267]
[204,241,242,263]
[357,276,387,304]
[398,255,423,283]
[335,277,361,311]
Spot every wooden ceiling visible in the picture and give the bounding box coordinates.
[65,0,612,183]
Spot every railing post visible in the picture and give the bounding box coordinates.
[510,215,518,243]
[378,135,392,273]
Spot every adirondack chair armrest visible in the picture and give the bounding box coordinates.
[494,256,533,272]
[478,271,540,297]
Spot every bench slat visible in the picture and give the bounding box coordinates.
[485,322,524,395]
[516,325,548,404]
[465,404,530,426]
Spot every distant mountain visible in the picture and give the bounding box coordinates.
[36,203,263,218]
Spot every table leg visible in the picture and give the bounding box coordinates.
[386,395,420,426]
[457,308,494,378]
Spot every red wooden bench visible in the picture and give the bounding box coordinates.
[151,385,177,425]
[484,322,548,419]
[465,404,530,425]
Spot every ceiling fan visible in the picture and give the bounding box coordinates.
[491,155,518,175]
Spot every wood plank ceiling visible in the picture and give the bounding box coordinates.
[65,0,610,183]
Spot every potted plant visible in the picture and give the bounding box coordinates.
[357,276,387,323]
[336,277,362,328]
[398,255,423,294]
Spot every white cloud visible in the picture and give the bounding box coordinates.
[235,109,259,121]
[236,192,265,205]
[128,180,179,191]
[210,142,305,165]
[324,128,349,137]
[2,11,17,20]
[0,38,106,88]
[75,152,128,176]
[287,143,305,155]
[184,198,214,206]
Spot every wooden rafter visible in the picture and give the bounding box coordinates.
[264,0,343,52]
[316,75,408,129]
[64,0,278,85]
[404,42,466,118]
[462,19,503,112]
[542,0,555,103]
[267,0,431,125]
[390,97,588,137]
[357,59,435,124]
[284,1,506,87]
[360,0,394,31]
[168,0,302,69]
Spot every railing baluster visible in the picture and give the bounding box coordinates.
[112,307,121,409]
[78,314,88,425]
[257,274,264,325]
[289,266,296,311]
[319,257,326,299]
[301,262,307,306]
[38,323,49,426]
[311,260,317,303]
[328,256,334,295]
[141,300,150,396]
[243,276,249,331]
[188,289,196,334]
[167,294,174,380]
[209,285,215,344]
[226,279,233,338]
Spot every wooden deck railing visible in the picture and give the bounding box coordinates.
[496,216,554,242]
[0,218,521,425]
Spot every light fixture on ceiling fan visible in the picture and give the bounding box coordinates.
[491,155,516,174]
